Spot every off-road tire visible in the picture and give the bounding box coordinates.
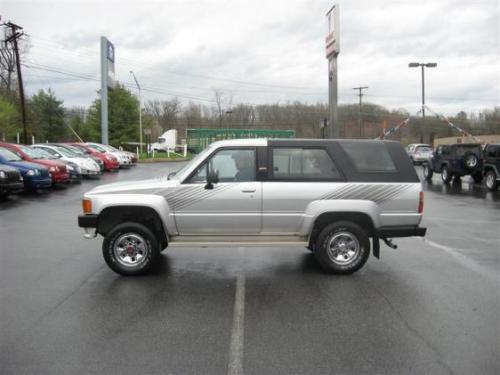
[485,170,499,191]
[441,166,452,184]
[314,221,370,274]
[423,164,433,180]
[102,222,160,276]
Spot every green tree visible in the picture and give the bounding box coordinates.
[30,88,67,142]
[0,94,19,141]
[87,84,139,146]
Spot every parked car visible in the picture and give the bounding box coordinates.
[407,144,433,165]
[55,144,105,172]
[68,143,120,172]
[32,144,101,178]
[0,147,52,191]
[78,138,426,276]
[0,164,24,198]
[86,142,133,168]
[483,143,500,191]
[30,147,82,182]
[0,143,70,184]
[423,143,483,183]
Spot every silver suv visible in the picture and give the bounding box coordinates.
[78,139,426,276]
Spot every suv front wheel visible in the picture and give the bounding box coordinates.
[102,222,160,276]
[423,164,433,180]
[314,221,370,274]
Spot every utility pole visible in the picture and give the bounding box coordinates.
[129,70,143,153]
[4,22,28,144]
[352,86,368,138]
[325,4,340,139]
[409,62,437,144]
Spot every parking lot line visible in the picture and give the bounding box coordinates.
[228,248,246,375]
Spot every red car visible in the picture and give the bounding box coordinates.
[0,142,70,184]
[68,143,120,171]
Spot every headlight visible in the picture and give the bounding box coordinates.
[0,171,6,179]
[49,166,57,172]
[27,170,35,176]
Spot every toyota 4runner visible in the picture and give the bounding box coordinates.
[78,139,427,276]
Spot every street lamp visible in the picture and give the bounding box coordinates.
[129,70,143,154]
[408,62,437,143]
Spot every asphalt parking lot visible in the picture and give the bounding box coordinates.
[1,163,499,375]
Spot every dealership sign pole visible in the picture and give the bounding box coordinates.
[100,36,115,145]
[326,5,340,139]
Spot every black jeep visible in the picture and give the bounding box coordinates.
[423,143,483,183]
[483,144,500,191]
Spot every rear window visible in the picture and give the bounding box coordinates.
[453,145,481,156]
[415,146,432,152]
[340,141,397,173]
[271,148,341,180]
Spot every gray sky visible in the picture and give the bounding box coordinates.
[3,0,499,115]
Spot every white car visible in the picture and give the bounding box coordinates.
[32,144,101,177]
[86,143,133,168]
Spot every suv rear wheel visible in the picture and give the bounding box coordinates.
[102,222,160,276]
[441,166,452,184]
[485,170,499,191]
[314,221,370,274]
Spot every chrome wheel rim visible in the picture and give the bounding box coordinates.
[327,232,360,265]
[486,174,494,188]
[442,168,448,181]
[113,233,149,268]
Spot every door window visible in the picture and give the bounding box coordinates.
[187,149,256,183]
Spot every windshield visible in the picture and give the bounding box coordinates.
[0,147,22,161]
[62,145,86,155]
[87,144,107,153]
[19,145,44,159]
[54,147,77,158]
[171,146,214,181]
[34,147,58,159]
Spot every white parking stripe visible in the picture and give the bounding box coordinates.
[421,238,499,283]
[228,248,246,375]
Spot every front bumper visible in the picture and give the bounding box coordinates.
[78,214,98,228]
[0,180,24,194]
[24,176,52,189]
[52,172,70,183]
[375,226,427,238]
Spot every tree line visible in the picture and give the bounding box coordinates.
[1,30,499,148]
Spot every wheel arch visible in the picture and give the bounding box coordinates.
[97,206,168,250]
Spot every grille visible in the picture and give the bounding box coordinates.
[6,170,21,181]
[39,169,50,178]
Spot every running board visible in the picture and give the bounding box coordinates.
[169,235,308,247]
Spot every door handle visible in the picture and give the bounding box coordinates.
[241,188,256,193]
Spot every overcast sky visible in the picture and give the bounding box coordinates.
[2,0,499,115]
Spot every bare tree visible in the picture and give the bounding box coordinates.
[213,88,232,128]
[144,98,181,131]
[0,27,30,92]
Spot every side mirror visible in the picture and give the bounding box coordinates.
[204,170,219,190]
[167,171,177,180]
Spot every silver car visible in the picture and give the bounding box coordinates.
[78,139,426,276]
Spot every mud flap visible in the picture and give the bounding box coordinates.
[372,236,380,259]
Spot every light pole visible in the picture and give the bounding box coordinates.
[408,62,437,143]
[129,70,143,153]
[352,86,368,138]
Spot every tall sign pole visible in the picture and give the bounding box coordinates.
[100,36,115,145]
[326,5,340,139]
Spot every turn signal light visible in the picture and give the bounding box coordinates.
[418,191,424,213]
[82,199,92,214]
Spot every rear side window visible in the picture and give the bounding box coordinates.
[340,141,397,173]
[271,148,341,180]
[486,145,498,158]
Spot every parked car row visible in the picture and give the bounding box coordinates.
[417,143,500,191]
[0,142,137,198]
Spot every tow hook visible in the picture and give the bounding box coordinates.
[382,238,398,249]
